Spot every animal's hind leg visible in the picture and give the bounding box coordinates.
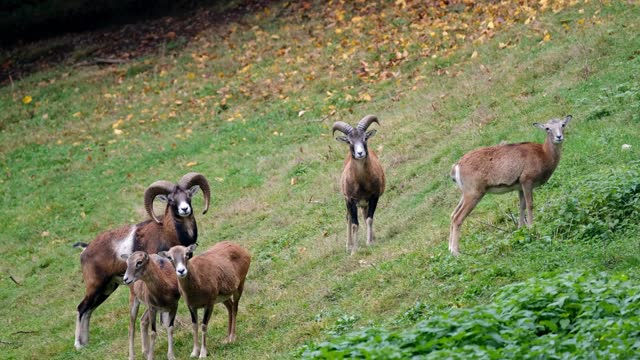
[75,276,119,349]
[449,192,483,256]
[449,195,464,252]
[346,199,359,255]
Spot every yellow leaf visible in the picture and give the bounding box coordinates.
[113,129,123,135]
[239,64,252,73]
[175,100,183,105]
[470,51,478,59]
[543,33,552,42]
[73,112,82,118]
[186,72,196,80]
[499,42,509,49]
[290,177,297,185]
[112,119,124,129]
[22,95,32,104]
[351,16,363,23]
[358,93,372,102]
[186,161,198,167]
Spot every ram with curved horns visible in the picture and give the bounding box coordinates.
[333,115,386,255]
[73,172,211,350]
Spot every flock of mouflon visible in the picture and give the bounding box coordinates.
[73,114,572,358]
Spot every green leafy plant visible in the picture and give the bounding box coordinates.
[300,271,640,359]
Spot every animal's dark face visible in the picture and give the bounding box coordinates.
[158,186,200,218]
[336,128,377,160]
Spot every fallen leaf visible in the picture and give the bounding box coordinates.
[186,161,198,167]
[112,119,124,129]
[113,129,123,135]
[22,95,32,104]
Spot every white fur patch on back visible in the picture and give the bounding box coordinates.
[114,226,136,259]
[453,164,463,189]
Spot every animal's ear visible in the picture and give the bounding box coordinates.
[157,251,168,259]
[533,122,547,130]
[335,135,349,143]
[562,115,572,125]
[365,130,377,140]
[188,185,200,196]
[120,254,130,261]
[143,252,148,261]
[156,194,168,203]
[187,244,197,258]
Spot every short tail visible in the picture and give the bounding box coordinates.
[451,164,463,189]
[73,242,88,251]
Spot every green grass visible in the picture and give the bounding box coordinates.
[1,1,640,359]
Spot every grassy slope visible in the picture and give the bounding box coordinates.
[1,1,639,359]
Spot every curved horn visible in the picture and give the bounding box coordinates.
[177,172,211,215]
[144,180,175,224]
[332,121,354,135]
[357,115,379,131]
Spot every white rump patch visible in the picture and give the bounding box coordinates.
[453,164,463,189]
[114,226,136,259]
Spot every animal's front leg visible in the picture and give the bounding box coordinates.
[346,199,359,255]
[189,307,200,358]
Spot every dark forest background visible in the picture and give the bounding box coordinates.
[0,0,226,46]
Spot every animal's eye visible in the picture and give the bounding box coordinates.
[136,261,142,268]
[545,127,550,131]
[562,124,565,128]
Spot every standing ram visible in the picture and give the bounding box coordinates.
[74,172,210,350]
[332,115,386,255]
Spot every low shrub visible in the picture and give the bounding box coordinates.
[299,271,640,359]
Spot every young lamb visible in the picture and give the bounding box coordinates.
[121,251,180,360]
[74,172,210,349]
[159,242,251,358]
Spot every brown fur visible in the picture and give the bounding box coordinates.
[448,116,571,256]
[75,203,199,349]
[163,241,251,358]
[340,149,386,255]
[341,150,386,201]
[123,252,180,360]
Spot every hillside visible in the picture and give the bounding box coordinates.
[1,1,639,359]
